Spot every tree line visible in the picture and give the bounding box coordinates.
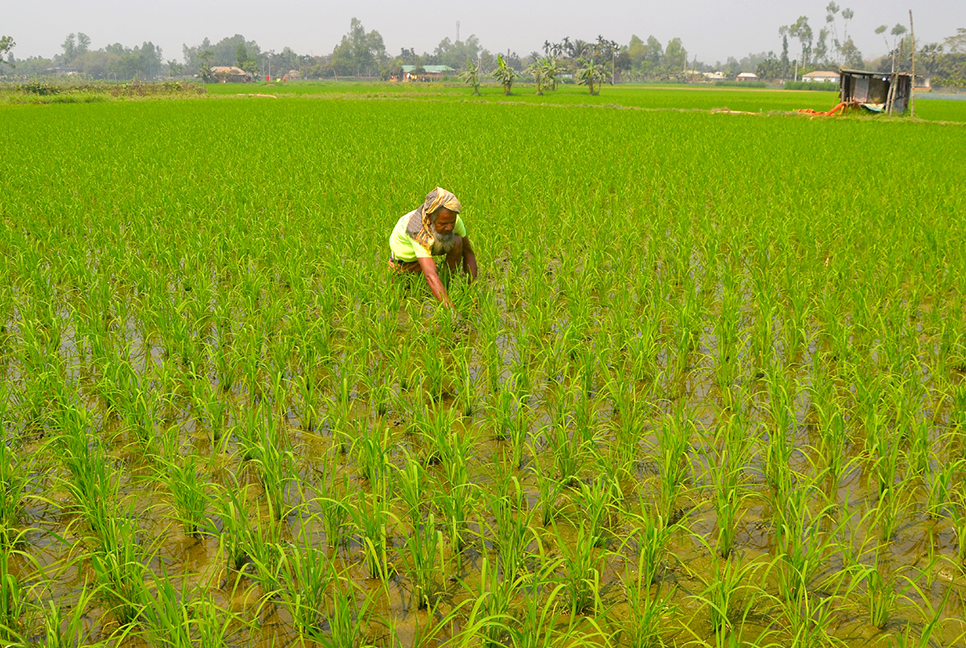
[1,17,964,88]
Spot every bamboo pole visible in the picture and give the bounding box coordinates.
[909,9,916,117]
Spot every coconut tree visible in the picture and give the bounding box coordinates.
[577,58,607,95]
[491,54,519,95]
[460,59,482,95]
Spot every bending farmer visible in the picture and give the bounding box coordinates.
[388,187,478,305]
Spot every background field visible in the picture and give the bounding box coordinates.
[2,89,966,647]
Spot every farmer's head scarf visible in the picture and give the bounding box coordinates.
[407,187,462,252]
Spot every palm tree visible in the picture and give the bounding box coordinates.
[577,58,606,95]
[491,54,519,95]
[459,59,481,95]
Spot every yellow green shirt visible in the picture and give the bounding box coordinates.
[389,210,467,262]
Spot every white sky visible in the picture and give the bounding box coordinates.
[5,0,964,66]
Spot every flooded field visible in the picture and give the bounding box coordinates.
[2,93,966,647]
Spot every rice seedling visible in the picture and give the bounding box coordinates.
[159,453,209,538]
[621,537,676,648]
[89,514,153,627]
[547,520,607,616]
[348,489,395,580]
[404,512,445,610]
[0,546,32,645]
[686,547,773,647]
[39,580,103,648]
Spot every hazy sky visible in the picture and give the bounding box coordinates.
[6,0,965,66]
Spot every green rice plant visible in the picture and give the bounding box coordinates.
[625,506,676,589]
[347,490,394,580]
[244,513,285,595]
[467,555,516,647]
[686,550,772,646]
[0,546,31,645]
[404,512,445,610]
[862,552,913,630]
[319,576,376,648]
[330,374,357,453]
[249,408,295,520]
[416,402,455,466]
[276,533,338,640]
[771,474,851,606]
[39,580,103,648]
[573,474,620,547]
[212,483,254,573]
[486,476,534,586]
[782,568,852,648]
[889,569,960,648]
[318,478,352,550]
[544,421,593,489]
[603,374,646,471]
[351,424,393,488]
[654,405,694,522]
[620,535,676,648]
[89,514,152,627]
[0,431,30,547]
[453,347,478,417]
[396,452,426,530]
[435,423,478,552]
[815,406,850,495]
[420,335,448,402]
[190,591,243,648]
[492,379,531,469]
[550,520,607,616]
[508,577,570,648]
[141,566,194,648]
[530,453,561,527]
[159,453,209,538]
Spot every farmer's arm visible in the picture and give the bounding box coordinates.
[462,236,478,282]
[417,256,453,306]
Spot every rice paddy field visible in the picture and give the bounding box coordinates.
[1,85,966,647]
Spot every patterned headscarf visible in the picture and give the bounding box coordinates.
[407,187,462,253]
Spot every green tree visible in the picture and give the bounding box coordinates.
[664,37,687,75]
[459,59,481,95]
[61,33,77,64]
[0,36,14,70]
[331,18,387,76]
[788,16,814,68]
[77,32,91,56]
[198,48,214,85]
[490,53,518,95]
[644,36,663,67]
[945,28,966,53]
[577,58,606,94]
[628,35,646,69]
[525,56,557,95]
[840,38,863,68]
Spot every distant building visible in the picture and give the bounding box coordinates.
[210,66,252,83]
[46,66,79,76]
[802,70,840,83]
[703,71,725,81]
[401,65,455,81]
[735,72,758,82]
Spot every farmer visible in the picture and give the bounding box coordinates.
[388,187,478,306]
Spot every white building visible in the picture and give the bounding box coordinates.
[802,71,841,84]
